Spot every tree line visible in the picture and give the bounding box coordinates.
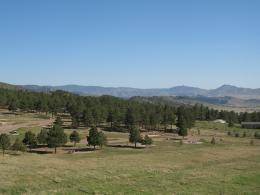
[1,88,260,132]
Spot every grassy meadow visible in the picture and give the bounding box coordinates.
[0,112,260,194]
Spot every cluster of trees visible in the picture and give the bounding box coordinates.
[0,124,108,155]
[1,88,260,135]
[87,127,107,149]
[0,134,27,156]
[128,127,153,148]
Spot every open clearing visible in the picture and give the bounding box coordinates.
[0,112,260,194]
[0,109,53,134]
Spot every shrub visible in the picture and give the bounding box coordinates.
[235,132,240,138]
[242,131,246,137]
[141,135,153,145]
[254,132,260,139]
[12,139,27,153]
[227,131,232,136]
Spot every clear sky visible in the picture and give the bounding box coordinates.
[0,0,259,89]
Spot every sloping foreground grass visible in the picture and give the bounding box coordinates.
[0,138,259,194]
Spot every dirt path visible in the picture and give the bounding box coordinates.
[0,119,54,134]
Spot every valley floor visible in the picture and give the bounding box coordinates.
[0,112,260,194]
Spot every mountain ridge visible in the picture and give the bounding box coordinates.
[1,82,260,99]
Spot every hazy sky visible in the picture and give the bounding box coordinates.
[0,0,259,89]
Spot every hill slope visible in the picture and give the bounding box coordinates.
[19,84,260,99]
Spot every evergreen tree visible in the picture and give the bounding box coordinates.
[8,99,18,112]
[70,130,81,147]
[47,125,67,153]
[178,127,188,137]
[125,108,135,128]
[83,109,94,127]
[71,116,80,129]
[23,131,37,150]
[129,127,141,148]
[0,133,11,156]
[97,131,107,148]
[37,128,48,145]
[87,127,99,149]
[54,116,63,126]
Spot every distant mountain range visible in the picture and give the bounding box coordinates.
[1,82,260,99]
[19,84,260,99]
[130,96,260,111]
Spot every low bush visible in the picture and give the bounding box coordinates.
[254,132,260,139]
[141,135,153,145]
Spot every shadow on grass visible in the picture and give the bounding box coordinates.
[63,147,97,152]
[107,144,146,149]
[28,150,53,154]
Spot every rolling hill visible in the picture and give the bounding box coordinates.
[19,84,260,99]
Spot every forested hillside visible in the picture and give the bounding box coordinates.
[0,88,260,132]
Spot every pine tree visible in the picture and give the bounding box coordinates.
[87,127,99,149]
[0,133,11,156]
[70,130,81,147]
[129,127,141,148]
[23,131,37,150]
[47,125,67,153]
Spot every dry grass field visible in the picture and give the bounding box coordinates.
[0,111,260,194]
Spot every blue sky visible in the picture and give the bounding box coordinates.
[0,0,259,89]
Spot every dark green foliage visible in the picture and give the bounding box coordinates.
[70,131,81,147]
[0,133,11,156]
[129,127,141,148]
[254,132,260,139]
[178,127,188,137]
[125,108,136,129]
[8,99,18,112]
[211,137,216,144]
[37,128,49,144]
[87,127,99,149]
[54,116,63,126]
[242,131,247,137]
[106,122,128,133]
[97,131,107,148]
[176,106,194,137]
[227,131,232,136]
[12,139,27,153]
[47,125,67,153]
[141,135,153,145]
[87,127,106,149]
[0,87,259,136]
[23,131,37,149]
[235,132,240,138]
[228,120,234,127]
[83,109,94,127]
[71,116,80,129]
